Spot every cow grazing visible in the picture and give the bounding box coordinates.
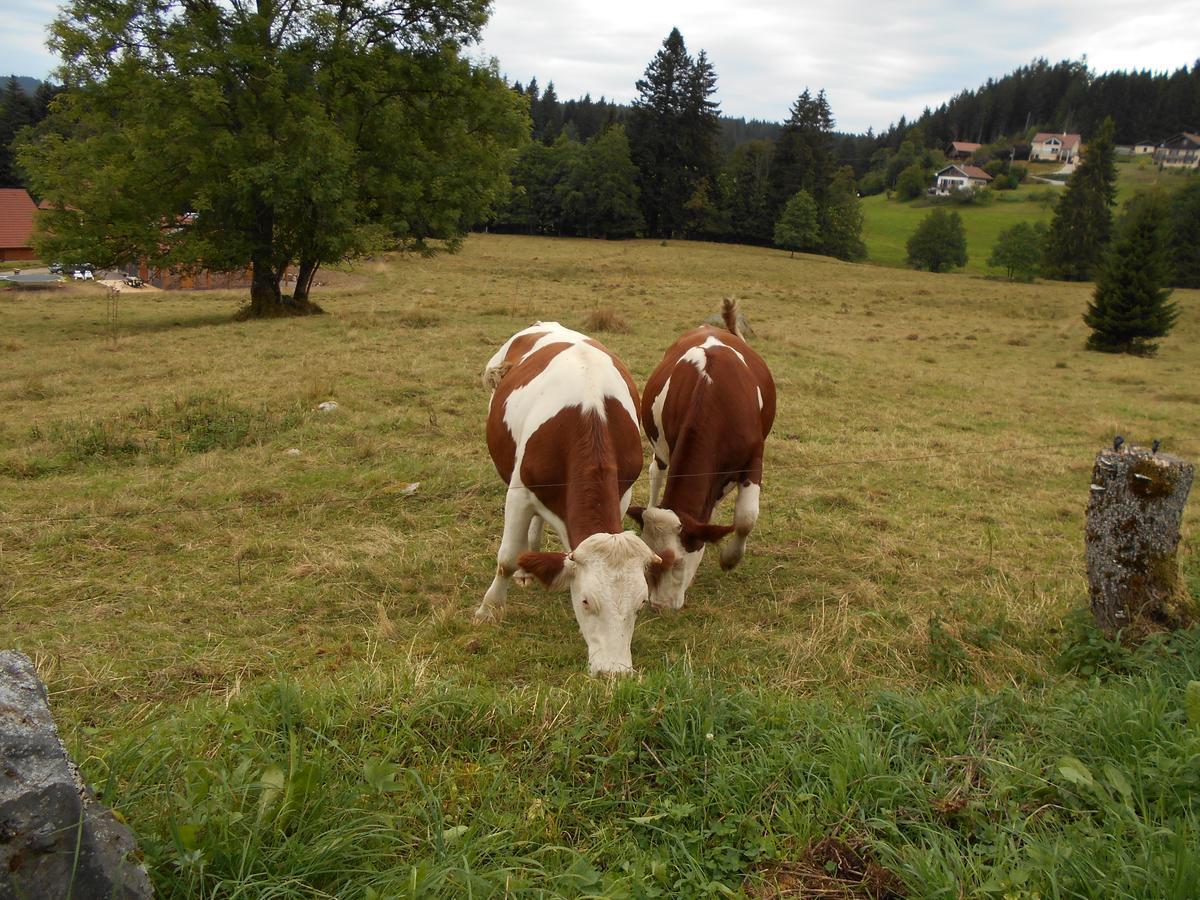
[477,322,669,675]
[629,298,776,610]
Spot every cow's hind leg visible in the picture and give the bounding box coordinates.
[476,489,535,622]
[514,515,544,586]
[720,481,761,571]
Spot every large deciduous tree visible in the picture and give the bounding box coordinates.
[1041,116,1118,281]
[19,0,527,317]
[628,28,720,238]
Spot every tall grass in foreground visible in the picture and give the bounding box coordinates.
[90,625,1200,898]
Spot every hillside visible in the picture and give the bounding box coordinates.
[861,156,1196,273]
[2,235,1198,894]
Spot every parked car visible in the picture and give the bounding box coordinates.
[72,269,94,281]
[124,275,144,288]
[48,262,63,274]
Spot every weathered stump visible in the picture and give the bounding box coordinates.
[0,651,153,899]
[1085,444,1195,637]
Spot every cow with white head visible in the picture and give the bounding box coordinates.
[476,322,671,675]
[631,298,776,611]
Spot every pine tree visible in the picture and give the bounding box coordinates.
[906,208,968,272]
[773,190,819,256]
[1167,177,1200,288]
[0,76,36,187]
[768,89,835,219]
[1084,193,1177,355]
[1042,116,1118,281]
[628,28,720,237]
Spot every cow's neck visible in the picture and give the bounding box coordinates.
[564,463,624,547]
[661,461,720,525]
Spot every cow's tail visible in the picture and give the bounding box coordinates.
[720,296,744,340]
[481,361,511,391]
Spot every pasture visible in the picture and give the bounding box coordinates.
[2,235,1199,896]
[860,156,1192,274]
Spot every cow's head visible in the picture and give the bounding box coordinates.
[518,531,667,675]
[626,506,733,611]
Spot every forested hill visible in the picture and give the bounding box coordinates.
[518,58,1199,157]
[871,58,1200,150]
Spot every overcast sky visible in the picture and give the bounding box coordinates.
[4,0,1198,133]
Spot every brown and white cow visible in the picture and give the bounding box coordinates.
[477,322,669,675]
[629,299,776,610]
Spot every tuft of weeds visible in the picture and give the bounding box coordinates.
[582,306,631,333]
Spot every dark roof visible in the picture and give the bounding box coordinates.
[0,188,37,250]
[1161,132,1200,149]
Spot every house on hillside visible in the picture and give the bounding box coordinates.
[0,188,38,261]
[1030,132,1081,163]
[1134,139,1157,156]
[947,141,982,160]
[931,164,993,195]
[1154,133,1200,168]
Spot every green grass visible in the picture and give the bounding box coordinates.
[861,160,1196,274]
[2,235,1199,895]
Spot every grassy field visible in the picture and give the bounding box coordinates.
[861,157,1194,274]
[2,235,1199,896]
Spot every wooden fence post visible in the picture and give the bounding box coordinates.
[1085,440,1194,637]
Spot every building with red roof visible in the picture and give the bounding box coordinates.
[947,141,982,160]
[932,164,993,195]
[0,188,38,261]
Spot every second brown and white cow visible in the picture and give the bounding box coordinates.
[629,299,776,610]
[477,322,669,675]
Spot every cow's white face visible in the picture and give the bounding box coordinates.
[519,531,659,675]
[569,532,657,675]
[637,508,703,611]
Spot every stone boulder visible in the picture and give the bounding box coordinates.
[1,651,152,899]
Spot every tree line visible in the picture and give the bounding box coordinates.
[0,77,61,187]
[493,29,865,259]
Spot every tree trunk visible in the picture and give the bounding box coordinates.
[1085,444,1195,637]
[249,255,282,317]
[292,257,319,304]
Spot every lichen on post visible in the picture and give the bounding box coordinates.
[1085,443,1195,637]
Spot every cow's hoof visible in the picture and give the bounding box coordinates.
[719,549,743,571]
[513,569,533,587]
[473,605,500,624]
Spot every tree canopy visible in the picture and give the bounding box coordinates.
[20,0,526,316]
[628,28,720,238]
[906,208,967,273]
[988,221,1046,281]
[773,190,819,256]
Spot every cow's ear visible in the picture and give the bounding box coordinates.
[518,551,573,589]
[679,513,735,553]
[626,505,645,528]
[647,549,676,584]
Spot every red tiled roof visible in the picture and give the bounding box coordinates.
[950,141,981,153]
[1032,132,1081,150]
[0,188,37,250]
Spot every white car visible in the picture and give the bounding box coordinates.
[72,269,94,281]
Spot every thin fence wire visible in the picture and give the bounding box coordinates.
[2,435,1187,529]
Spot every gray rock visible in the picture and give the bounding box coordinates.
[1,651,153,899]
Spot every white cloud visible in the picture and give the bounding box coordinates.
[3,0,1196,133]
[478,0,1200,131]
